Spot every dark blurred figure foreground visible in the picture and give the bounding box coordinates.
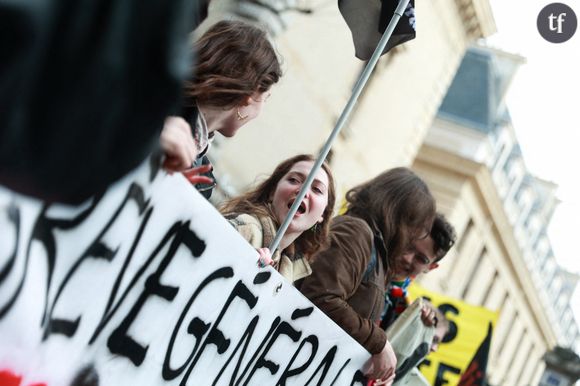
[0,0,208,204]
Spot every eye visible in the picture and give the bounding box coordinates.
[416,255,430,265]
[312,186,323,194]
[287,176,300,184]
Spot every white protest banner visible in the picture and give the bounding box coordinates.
[0,159,369,386]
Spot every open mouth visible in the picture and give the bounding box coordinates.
[288,200,307,214]
[395,263,411,277]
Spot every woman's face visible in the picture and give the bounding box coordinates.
[271,160,330,235]
[218,90,271,137]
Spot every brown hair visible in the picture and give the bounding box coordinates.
[186,20,282,108]
[220,154,336,258]
[431,212,456,262]
[345,167,435,266]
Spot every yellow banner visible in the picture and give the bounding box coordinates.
[408,284,498,386]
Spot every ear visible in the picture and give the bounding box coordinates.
[241,95,252,106]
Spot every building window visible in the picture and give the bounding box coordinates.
[456,218,474,253]
[493,142,506,170]
[481,270,499,306]
[495,311,517,356]
[515,343,535,384]
[461,247,486,299]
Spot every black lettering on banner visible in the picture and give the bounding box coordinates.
[89,206,153,343]
[348,369,366,386]
[181,280,268,384]
[2,191,99,332]
[41,185,146,340]
[1,194,100,322]
[164,267,234,381]
[330,359,352,385]
[253,271,271,285]
[274,307,317,385]
[211,272,275,386]
[435,363,461,386]
[291,307,314,320]
[1,171,367,384]
[70,364,99,386]
[211,315,260,386]
[236,317,282,386]
[36,195,104,325]
[438,304,459,343]
[276,335,319,386]
[304,346,338,385]
[107,221,207,366]
[418,357,431,370]
[181,280,261,384]
[243,320,302,385]
[0,203,21,319]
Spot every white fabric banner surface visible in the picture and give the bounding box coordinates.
[0,159,369,386]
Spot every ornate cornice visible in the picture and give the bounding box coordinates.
[454,0,497,39]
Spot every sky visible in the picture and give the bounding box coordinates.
[485,0,580,321]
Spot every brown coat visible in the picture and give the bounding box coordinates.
[299,215,389,354]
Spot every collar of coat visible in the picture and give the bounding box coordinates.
[255,215,298,263]
[343,211,389,271]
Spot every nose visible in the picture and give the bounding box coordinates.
[402,252,414,265]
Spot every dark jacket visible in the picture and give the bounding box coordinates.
[0,0,206,204]
[299,214,389,354]
[182,103,216,199]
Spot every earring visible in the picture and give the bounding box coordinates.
[310,223,319,233]
[237,108,249,121]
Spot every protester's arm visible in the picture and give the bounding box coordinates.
[367,340,397,384]
[160,116,197,172]
[300,217,387,354]
[159,116,215,185]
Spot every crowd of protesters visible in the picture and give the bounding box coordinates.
[155,19,458,386]
[1,7,456,385]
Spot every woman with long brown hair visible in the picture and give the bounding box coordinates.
[220,154,336,284]
[160,20,282,195]
[299,167,436,385]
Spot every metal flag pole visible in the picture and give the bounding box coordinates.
[268,0,412,254]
